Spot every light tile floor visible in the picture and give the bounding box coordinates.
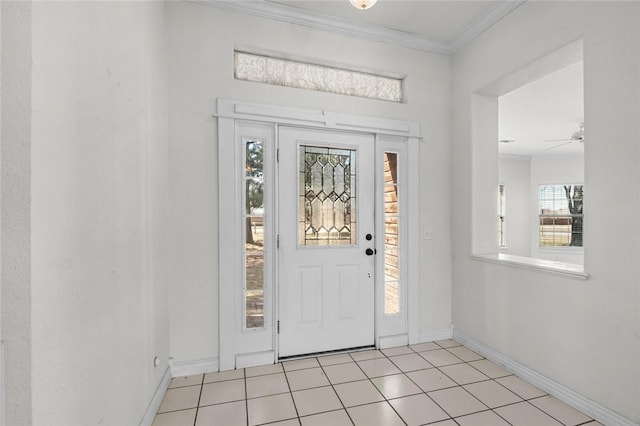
[153,339,602,426]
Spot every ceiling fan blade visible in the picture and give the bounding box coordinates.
[544,141,573,150]
[543,138,571,143]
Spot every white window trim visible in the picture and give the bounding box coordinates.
[376,137,409,342]
[217,99,421,370]
[537,183,584,249]
[498,183,506,249]
[469,40,587,278]
[470,253,589,280]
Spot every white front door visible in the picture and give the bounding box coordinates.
[278,127,376,358]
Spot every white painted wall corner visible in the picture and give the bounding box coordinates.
[139,366,171,426]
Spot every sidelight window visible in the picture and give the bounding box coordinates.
[383,152,400,315]
[244,139,265,328]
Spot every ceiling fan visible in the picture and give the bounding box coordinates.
[543,122,584,150]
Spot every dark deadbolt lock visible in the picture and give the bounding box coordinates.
[365,234,373,241]
[365,248,375,256]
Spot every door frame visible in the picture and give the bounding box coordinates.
[277,127,376,358]
[217,99,421,371]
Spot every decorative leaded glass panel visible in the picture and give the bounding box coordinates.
[299,146,356,246]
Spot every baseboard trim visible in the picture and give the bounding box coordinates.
[171,357,220,377]
[0,341,4,426]
[378,334,409,349]
[139,366,171,426]
[237,351,276,369]
[453,330,639,426]
[418,328,452,343]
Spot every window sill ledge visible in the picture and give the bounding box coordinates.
[536,246,584,254]
[469,253,589,280]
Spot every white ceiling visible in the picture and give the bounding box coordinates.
[499,61,584,158]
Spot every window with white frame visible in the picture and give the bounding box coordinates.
[539,184,583,247]
[244,139,266,328]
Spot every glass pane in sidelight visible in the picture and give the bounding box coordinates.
[245,139,265,328]
[384,152,400,315]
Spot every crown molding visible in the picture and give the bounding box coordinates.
[448,0,526,52]
[193,0,526,55]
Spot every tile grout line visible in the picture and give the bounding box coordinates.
[521,398,574,426]
[427,341,502,426]
[244,368,249,426]
[316,356,357,426]
[281,359,302,425]
[192,373,206,426]
[431,345,517,425]
[153,340,594,426]
[373,348,418,426]
[400,354,456,423]
[411,341,494,423]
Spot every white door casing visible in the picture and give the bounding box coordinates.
[217,99,420,371]
[278,127,376,357]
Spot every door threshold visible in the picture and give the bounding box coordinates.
[278,345,376,362]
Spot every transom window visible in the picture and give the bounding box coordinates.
[539,184,583,247]
[234,51,403,102]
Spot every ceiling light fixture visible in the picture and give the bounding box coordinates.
[349,0,377,10]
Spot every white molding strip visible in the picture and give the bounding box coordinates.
[418,328,453,343]
[470,253,589,280]
[448,0,526,52]
[194,0,449,54]
[217,99,421,138]
[171,357,220,378]
[453,330,640,426]
[237,351,276,369]
[192,0,525,55]
[378,334,409,349]
[139,367,171,426]
[0,341,4,426]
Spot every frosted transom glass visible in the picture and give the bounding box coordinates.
[235,51,402,103]
[299,146,356,246]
